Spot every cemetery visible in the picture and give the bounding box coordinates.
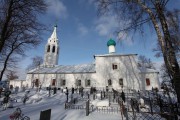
[0,85,179,120]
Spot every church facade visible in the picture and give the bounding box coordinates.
[26,26,160,91]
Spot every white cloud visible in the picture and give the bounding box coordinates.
[95,15,118,36]
[47,0,68,19]
[94,15,133,46]
[77,23,88,36]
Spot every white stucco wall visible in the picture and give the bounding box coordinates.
[26,73,97,89]
[26,54,160,91]
[140,72,160,90]
[95,54,142,91]
[9,80,26,88]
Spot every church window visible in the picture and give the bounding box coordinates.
[52,46,55,53]
[112,64,118,70]
[47,45,50,52]
[119,78,123,86]
[52,79,56,86]
[78,80,81,86]
[108,79,112,86]
[146,78,150,86]
[62,80,66,86]
[57,47,59,54]
[86,80,91,86]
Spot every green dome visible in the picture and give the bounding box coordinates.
[107,38,116,46]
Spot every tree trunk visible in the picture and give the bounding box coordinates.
[155,3,180,103]
[0,50,13,81]
[0,41,23,81]
[137,0,180,103]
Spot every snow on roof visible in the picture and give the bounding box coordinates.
[94,53,138,57]
[28,63,96,74]
[139,67,159,73]
[9,79,26,81]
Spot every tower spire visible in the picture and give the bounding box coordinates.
[50,25,58,41]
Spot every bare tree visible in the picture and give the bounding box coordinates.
[138,55,154,69]
[166,10,180,64]
[0,0,47,81]
[6,70,18,80]
[97,0,180,103]
[26,56,43,71]
[0,0,47,53]
[0,32,41,80]
[153,10,180,61]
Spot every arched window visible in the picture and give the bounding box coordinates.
[57,47,59,54]
[108,79,112,86]
[47,45,50,52]
[52,46,55,53]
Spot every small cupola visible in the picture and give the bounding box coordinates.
[107,38,116,53]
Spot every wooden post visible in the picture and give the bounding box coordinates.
[124,107,129,120]
[101,91,102,100]
[103,91,105,98]
[64,102,67,109]
[86,100,89,116]
[88,94,89,99]
[148,91,153,115]
[119,101,124,120]
[93,93,95,100]
[131,99,135,119]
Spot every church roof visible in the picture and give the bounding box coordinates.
[139,67,159,73]
[94,53,138,57]
[28,63,96,74]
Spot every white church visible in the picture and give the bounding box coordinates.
[26,26,160,91]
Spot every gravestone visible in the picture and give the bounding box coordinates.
[40,109,51,120]
[139,98,145,108]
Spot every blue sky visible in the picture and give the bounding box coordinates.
[20,0,179,72]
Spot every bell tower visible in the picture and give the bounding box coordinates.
[44,25,59,67]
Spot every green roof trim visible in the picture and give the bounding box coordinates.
[107,38,116,46]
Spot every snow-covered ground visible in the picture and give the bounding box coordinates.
[0,89,121,120]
